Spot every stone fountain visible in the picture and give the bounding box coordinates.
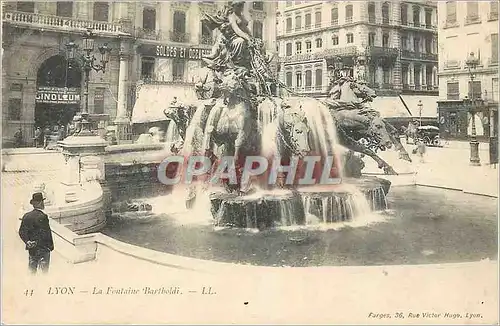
[157,2,403,231]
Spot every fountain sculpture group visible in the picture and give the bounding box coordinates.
[161,1,411,230]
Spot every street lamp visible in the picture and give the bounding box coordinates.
[66,29,112,136]
[417,99,423,127]
[465,51,481,166]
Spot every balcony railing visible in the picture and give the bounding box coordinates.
[400,21,437,31]
[169,31,190,43]
[135,28,162,41]
[488,58,498,66]
[281,46,357,63]
[444,60,461,69]
[465,15,481,25]
[401,50,437,61]
[488,12,498,21]
[346,16,353,23]
[366,46,399,58]
[331,19,338,26]
[142,78,195,86]
[3,10,125,34]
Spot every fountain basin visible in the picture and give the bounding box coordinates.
[208,177,391,229]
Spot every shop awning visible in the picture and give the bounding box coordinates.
[370,96,411,118]
[399,95,439,118]
[131,83,198,124]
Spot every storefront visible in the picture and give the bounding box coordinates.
[437,99,498,141]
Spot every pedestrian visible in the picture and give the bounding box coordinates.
[14,128,23,148]
[33,127,42,148]
[43,126,51,149]
[416,139,426,163]
[18,192,54,275]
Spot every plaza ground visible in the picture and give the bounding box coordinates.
[1,141,498,324]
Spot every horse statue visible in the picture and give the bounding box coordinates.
[163,97,197,142]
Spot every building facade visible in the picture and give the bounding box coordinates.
[436,1,499,141]
[2,1,277,146]
[276,0,438,97]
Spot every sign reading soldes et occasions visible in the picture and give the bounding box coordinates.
[35,87,81,104]
[139,44,211,60]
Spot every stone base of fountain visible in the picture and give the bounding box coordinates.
[209,177,391,230]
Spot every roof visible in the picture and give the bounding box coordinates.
[131,83,198,124]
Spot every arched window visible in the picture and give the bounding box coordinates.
[345,4,353,23]
[315,38,323,48]
[305,70,312,89]
[332,34,339,45]
[295,15,302,30]
[315,69,323,88]
[286,72,293,87]
[382,33,389,47]
[331,4,338,25]
[382,2,390,24]
[286,17,292,32]
[93,2,109,22]
[252,21,263,39]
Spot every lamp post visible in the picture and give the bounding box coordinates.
[417,99,423,127]
[65,29,111,136]
[465,51,481,166]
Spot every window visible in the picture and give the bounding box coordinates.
[468,80,482,99]
[314,11,322,27]
[253,21,263,39]
[286,43,293,56]
[143,8,156,30]
[315,69,323,88]
[286,72,293,87]
[305,70,312,89]
[368,2,376,23]
[345,4,353,23]
[382,2,390,24]
[331,5,338,25]
[332,34,339,45]
[383,68,390,84]
[296,72,303,88]
[447,81,459,100]
[401,36,407,49]
[368,32,376,46]
[425,38,432,53]
[252,1,263,11]
[286,1,292,7]
[315,38,323,48]
[446,1,457,24]
[491,1,499,17]
[56,2,73,17]
[93,88,105,114]
[141,57,155,80]
[93,2,109,22]
[425,9,432,28]
[382,33,389,47]
[8,98,21,121]
[201,21,213,44]
[346,33,354,44]
[295,41,302,54]
[295,15,302,30]
[492,78,499,102]
[413,37,420,52]
[492,33,498,63]
[400,4,408,25]
[172,58,185,82]
[16,2,34,13]
[413,6,420,27]
[286,18,292,32]
[305,13,311,29]
[466,1,479,21]
[305,40,312,53]
[172,11,187,42]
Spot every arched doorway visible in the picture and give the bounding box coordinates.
[35,55,81,129]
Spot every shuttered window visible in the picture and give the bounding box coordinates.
[447,82,459,100]
[143,8,156,30]
[286,43,292,56]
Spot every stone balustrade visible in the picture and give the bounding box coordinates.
[3,11,127,35]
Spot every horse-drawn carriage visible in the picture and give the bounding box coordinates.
[414,126,441,147]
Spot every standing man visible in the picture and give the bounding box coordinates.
[18,192,54,274]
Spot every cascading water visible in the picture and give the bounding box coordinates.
[164,120,180,146]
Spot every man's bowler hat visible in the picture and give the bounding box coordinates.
[30,192,46,204]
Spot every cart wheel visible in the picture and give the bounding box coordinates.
[424,137,431,145]
[432,137,440,147]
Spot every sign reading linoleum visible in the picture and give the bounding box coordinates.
[35,87,81,104]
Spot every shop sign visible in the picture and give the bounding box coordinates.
[35,87,81,104]
[140,44,211,60]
